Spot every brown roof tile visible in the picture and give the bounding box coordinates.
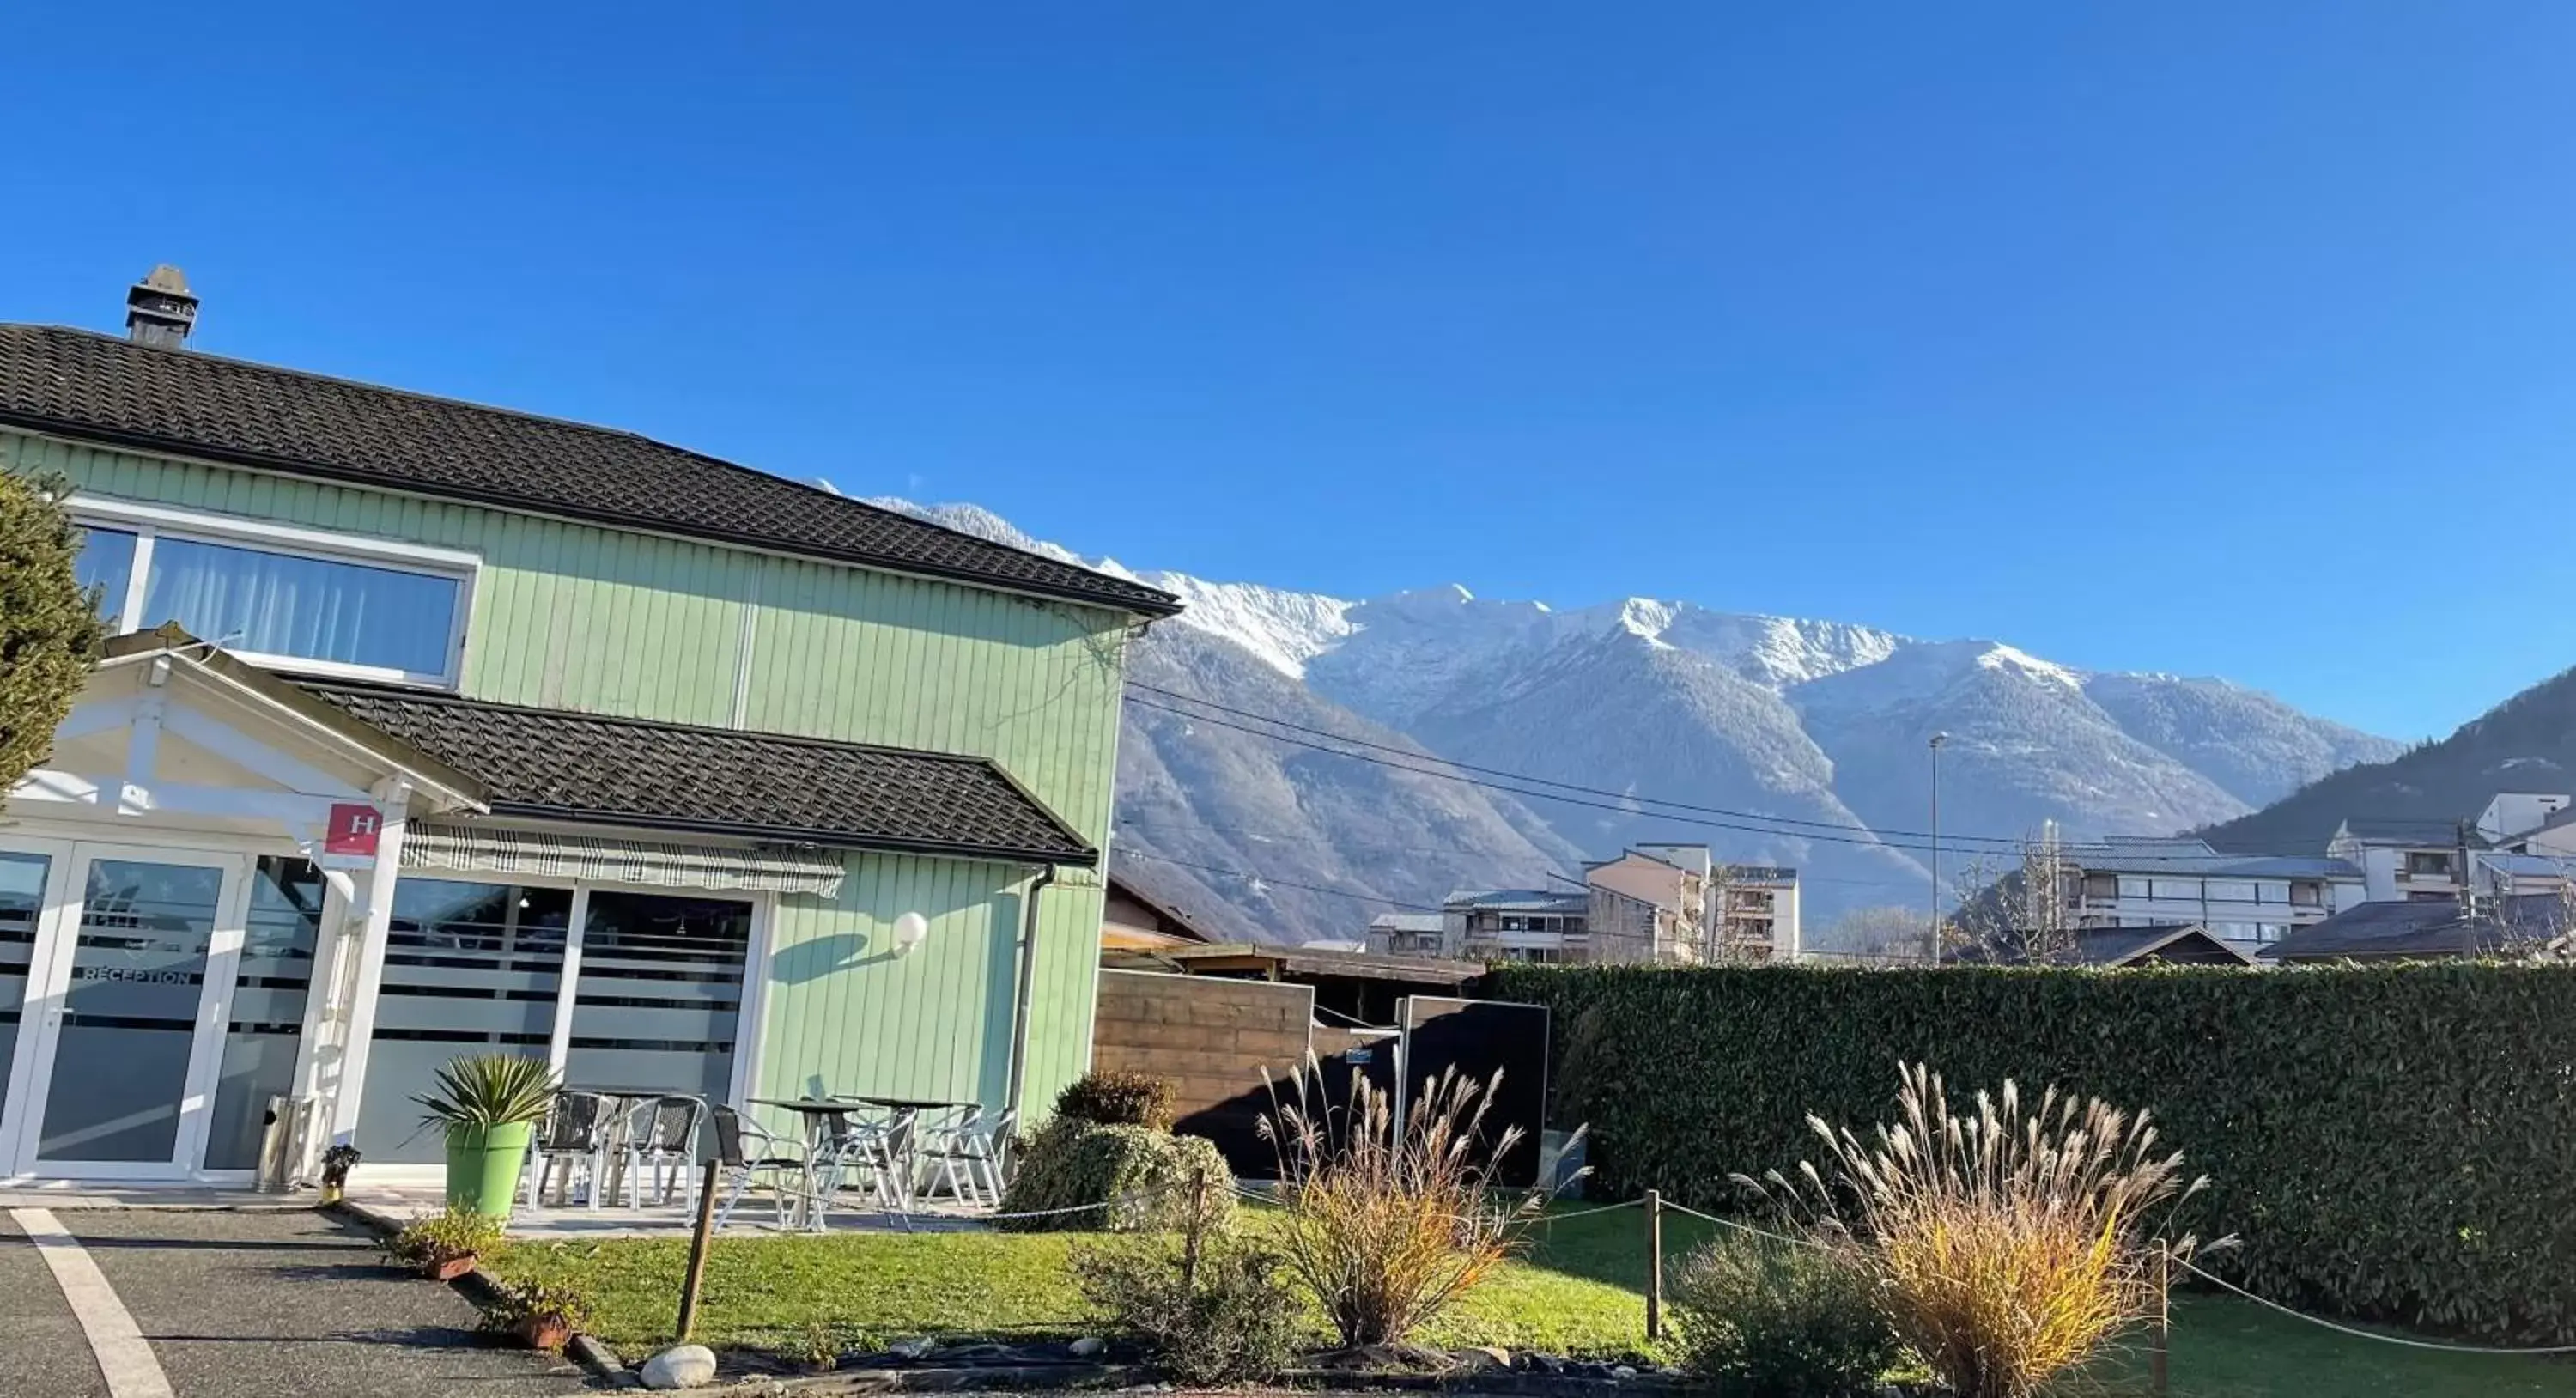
[0,325,1178,617]
[302,680,1094,866]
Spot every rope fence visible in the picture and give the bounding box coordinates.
[1656,1198,1826,1252]
[1644,1196,2576,1361]
[2176,1259,2576,1357]
[716,1169,2576,1365]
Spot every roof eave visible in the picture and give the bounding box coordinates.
[0,410,1183,620]
[96,627,489,811]
[483,801,1099,869]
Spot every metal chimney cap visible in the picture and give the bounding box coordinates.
[126,264,200,348]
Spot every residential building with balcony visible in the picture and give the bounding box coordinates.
[1436,844,1802,964]
[2063,837,2360,953]
[1438,889,1590,963]
[1364,912,1448,958]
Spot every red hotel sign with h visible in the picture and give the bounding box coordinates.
[325,803,385,860]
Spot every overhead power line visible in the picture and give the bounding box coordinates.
[1113,847,1448,913]
[1122,681,2354,866]
[1127,693,2307,866]
[1127,681,2022,849]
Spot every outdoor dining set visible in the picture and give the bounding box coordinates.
[519,1088,1015,1231]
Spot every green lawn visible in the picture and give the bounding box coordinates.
[484,1207,2576,1395]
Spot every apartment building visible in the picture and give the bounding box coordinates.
[1364,912,1449,958]
[1437,889,1591,963]
[1719,865,1803,960]
[2056,793,2576,960]
[1435,843,1801,964]
[2064,837,2360,951]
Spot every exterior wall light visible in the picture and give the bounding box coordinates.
[892,911,930,957]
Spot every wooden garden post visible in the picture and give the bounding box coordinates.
[677,1158,721,1340]
[1645,1189,1664,1341]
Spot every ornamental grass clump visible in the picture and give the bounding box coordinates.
[1740,1062,2221,1398]
[1260,1055,1579,1349]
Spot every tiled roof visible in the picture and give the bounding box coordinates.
[1369,913,1448,933]
[1953,925,2254,968]
[301,680,1094,866]
[0,325,1178,617]
[2261,893,2571,961]
[1443,889,1589,914]
[2079,837,2358,878]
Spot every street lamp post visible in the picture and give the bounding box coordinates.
[1929,732,1949,965]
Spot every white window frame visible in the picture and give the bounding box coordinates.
[70,496,479,690]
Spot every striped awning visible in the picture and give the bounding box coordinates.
[401,822,845,897]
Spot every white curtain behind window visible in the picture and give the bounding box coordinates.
[142,537,458,676]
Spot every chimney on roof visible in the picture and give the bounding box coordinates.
[125,264,197,348]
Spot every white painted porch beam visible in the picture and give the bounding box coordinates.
[53,696,140,744]
[328,776,411,1141]
[120,690,166,817]
[161,705,368,801]
[11,769,104,805]
[8,770,343,824]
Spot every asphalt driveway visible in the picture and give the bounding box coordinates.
[1,1207,592,1398]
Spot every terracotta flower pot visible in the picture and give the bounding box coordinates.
[426,1254,477,1282]
[514,1316,572,1352]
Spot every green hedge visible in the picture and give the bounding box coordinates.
[1485,961,2576,1344]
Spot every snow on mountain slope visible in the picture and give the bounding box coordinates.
[1137,574,1354,679]
[869,499,2397,939]
[2081,672,2401,809]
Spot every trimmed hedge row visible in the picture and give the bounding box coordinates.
[1485,961,2576,1343]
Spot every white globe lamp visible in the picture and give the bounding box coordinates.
[891,911,931,957]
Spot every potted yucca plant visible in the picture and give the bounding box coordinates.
[413,1053,556,1219]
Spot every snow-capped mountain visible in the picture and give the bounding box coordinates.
[874,500,2401,946]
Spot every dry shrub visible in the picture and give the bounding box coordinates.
[1741,1062,2221,1398]
[1072,1235,1298,1383]
[1054,1069,1178,1131]
[1260,1055,1577,1348]
[1670,1236,1898,1396]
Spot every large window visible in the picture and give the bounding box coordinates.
[355,878,756,1164]
[355,879,571,1164]
[72,499,475,687]
[565,891,752,1103]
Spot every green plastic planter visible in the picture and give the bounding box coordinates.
[443,1121,534,1218]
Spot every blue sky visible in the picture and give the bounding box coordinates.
[6,3,2572,740]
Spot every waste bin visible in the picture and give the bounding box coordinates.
[256,1094,293,1194]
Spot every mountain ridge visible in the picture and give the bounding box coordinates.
[872,498,2402,945]
[2203,664,2576,854]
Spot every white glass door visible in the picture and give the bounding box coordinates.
[5,843,248,1179]
[0,842,66,1157]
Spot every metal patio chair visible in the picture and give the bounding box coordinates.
[617,1094,707,1209]
[520,1090,613,1213]
[816,1105,905,1222]
[709,1103,807,1231]
[914,1105,1004,1208]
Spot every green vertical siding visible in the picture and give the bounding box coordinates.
[6,427,1131,1114]
[760,861,1106,1119]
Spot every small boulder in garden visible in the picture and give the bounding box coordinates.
[640,1344,718,1390]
